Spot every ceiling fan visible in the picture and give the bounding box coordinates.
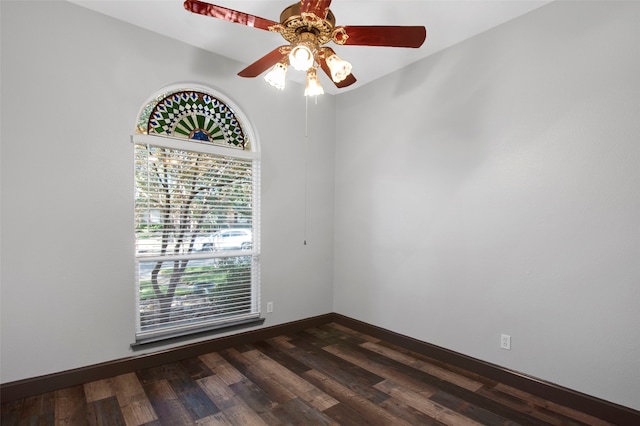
[183,0,427,95]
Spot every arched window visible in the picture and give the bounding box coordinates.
[132,85,261,344]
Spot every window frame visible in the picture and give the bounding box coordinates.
[131,86,261,346]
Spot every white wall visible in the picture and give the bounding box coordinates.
[0,1,335,383]
[334,1,640,410]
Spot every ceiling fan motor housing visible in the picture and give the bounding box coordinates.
[272,3,339,46]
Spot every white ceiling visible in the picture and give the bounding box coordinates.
[68,0,552,94]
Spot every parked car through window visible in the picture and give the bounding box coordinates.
[194,229,252,251]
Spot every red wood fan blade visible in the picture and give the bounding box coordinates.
[300,0,332,19]
[337,26,426,48]
[238,47,288,78]
[184,0,278,31]
[318,48,356,88]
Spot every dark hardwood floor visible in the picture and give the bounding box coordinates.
[1,322,615,425]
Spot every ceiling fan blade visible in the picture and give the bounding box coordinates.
[318,48,356,88]
[337,26,426,48]
[184,0,278,31]
[238,47,288,78]
[300,0,332,19]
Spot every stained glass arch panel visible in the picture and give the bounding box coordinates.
[136,87,254,151]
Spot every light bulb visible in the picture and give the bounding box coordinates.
[325,53,352,83]
[289,44,314,71]
[304,68,324,97]
[288,32,318,72]
[264,62,287,90]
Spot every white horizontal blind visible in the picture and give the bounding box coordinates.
[134,142,260,343]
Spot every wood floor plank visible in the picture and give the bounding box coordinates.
[112,373,146,400]
[197,375,267,425]
[251,339,313,376]
[477,385,591,426]
[323,342,440,397]
[378,396,449,426]
[112,373,158,426]
[493,382,614,426]
[139,420,162,426]
[371,338,497,387]
[375,379,484,426]
[86,395,127,426]
[303,326,366,348]
[142,380,195,426]
[301,369,413,426]
[193,412,230,425]
[266,335,296,350]
[233,344,255,353]
[429,389,521,426]
[142,360,220,422]
[314,324,373,347]
[197,375,237,411]
[294,332,387,389]
[326,322,381,343]
[270,335,389,404]
[180,357,215,381]
[118,392,159,426]
[226,378,281,425]
[84,378,115,403]
[296,329,356,349]
[54,385,88,425]
[0,399,22,425]
[17,391,56,424]
[360,340,485,392]
[241,348,339,411]
[136,364,175,386]
[220,348,297,404]
[199,352,245,386]
[271,397,338,425]
[167,373,220,422]
[223,398,269,425]
[322,401,372,425]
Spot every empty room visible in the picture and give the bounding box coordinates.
[1,1,639,424]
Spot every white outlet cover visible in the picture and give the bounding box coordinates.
[501,334,511,350]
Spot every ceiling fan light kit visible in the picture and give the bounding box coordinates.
[184,0,427,96]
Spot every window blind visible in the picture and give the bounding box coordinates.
[134,142,260,343]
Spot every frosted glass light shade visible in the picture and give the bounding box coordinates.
[264,63,287,90]
[325,54,352,83]
[304,68,324,96]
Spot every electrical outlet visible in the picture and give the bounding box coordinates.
[501,334,511,350]
[266,302,273,313]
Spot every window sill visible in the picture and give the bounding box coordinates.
[130,317,265,350]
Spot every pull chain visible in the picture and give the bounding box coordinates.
[304,96,309,246]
